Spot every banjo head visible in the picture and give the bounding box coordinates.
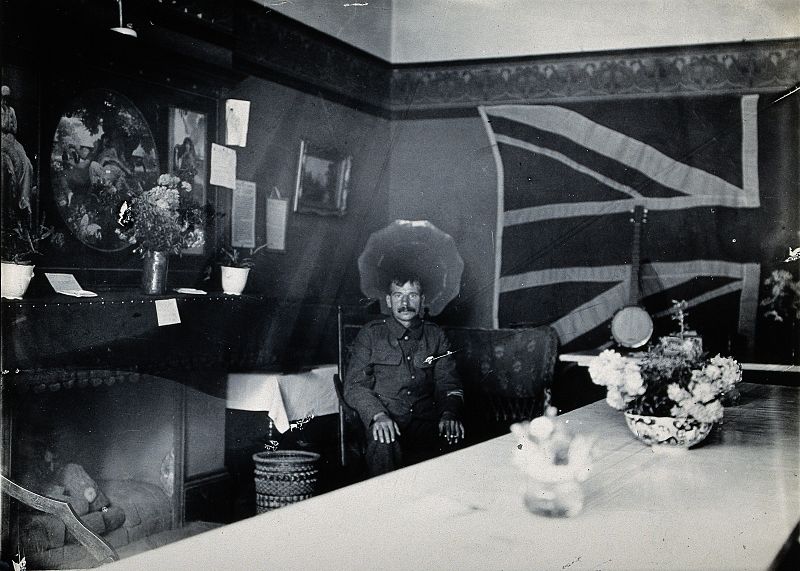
[611,306,653,348]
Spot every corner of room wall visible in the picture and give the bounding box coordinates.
[225,75,393,306]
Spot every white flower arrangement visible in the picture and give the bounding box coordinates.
[588,339,742,424]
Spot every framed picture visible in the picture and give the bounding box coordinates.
[50,88,160,253]
[167,107,208,254]
[293,140,352,216]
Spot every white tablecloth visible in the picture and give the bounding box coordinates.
[226,365,339,433]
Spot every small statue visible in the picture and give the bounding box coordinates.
[2,85,35,224]
[671,299,689,338]
[664,299,702,357]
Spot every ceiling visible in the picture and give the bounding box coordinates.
[256,0,799,64]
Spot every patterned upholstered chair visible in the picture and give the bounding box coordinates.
[441,326,559,442]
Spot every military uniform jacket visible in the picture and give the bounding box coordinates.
[343,316,464,429]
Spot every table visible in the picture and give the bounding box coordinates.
[560,352,800,374]
[108,382,799,570]
[226,366,340,433]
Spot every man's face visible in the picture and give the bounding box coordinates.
[386,281,424,326]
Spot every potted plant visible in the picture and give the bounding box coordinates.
[757,247,800,364]
[218,245,267,295]
[1,213,56,299]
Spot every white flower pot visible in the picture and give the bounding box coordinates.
[221,266,250,295]
[1,262,35,299]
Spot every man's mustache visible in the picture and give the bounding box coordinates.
[398,306,416,313]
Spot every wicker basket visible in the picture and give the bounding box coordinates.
[252,450,321,513]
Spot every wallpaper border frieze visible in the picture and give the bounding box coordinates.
[389,42,800,115]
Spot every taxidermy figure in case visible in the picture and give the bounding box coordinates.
[1,85,58,299]
[1,84,34,221]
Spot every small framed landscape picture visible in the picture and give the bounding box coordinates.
[293,140,352,216]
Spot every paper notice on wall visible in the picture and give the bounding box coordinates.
[155,298,181,327]
[232,180,257,248]
[210,143,236,189]
[266,196,289,251]
[225,99,251,147]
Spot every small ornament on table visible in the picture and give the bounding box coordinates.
[510,391,595,517]
[662,299,702,357]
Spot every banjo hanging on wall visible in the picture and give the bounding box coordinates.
[610,205,654,348]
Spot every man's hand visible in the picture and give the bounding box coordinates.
[439,414,465,445]
[371,412,401,443]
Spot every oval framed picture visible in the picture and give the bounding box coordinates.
[50,88,159,252]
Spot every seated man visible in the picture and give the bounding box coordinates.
[343,274,465,476]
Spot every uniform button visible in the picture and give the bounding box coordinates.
[406,356,411,360]
[409,407,414,413]
[411,375,415,380]
[407,390,412,395]
[403,336,409,340]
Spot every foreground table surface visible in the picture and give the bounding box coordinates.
[110,382,799,571]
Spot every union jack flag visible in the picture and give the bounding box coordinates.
[480,96,768,355]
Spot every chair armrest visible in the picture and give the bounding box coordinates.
[1,474,119,564]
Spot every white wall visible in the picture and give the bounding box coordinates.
[263,0,798,63]
[391,0,799,63]
[255,0,393,60]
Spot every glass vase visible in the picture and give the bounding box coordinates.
[524,476,585,517]
[141,250,169,295]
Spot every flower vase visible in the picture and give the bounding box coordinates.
[524,475,585,518]
[141,251,169,295]
[624,412,713,449]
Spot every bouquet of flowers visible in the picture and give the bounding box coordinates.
[116,174,206,255]
[588,338,742,424]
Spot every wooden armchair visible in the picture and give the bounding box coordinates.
[1,474,119,566]
[333,309,369,469]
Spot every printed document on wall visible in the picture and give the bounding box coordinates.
[232,180,257,248]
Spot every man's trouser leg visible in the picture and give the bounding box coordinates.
[364,416,441,477]
[365,433,403,477]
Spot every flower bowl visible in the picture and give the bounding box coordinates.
[624,412,713,449]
